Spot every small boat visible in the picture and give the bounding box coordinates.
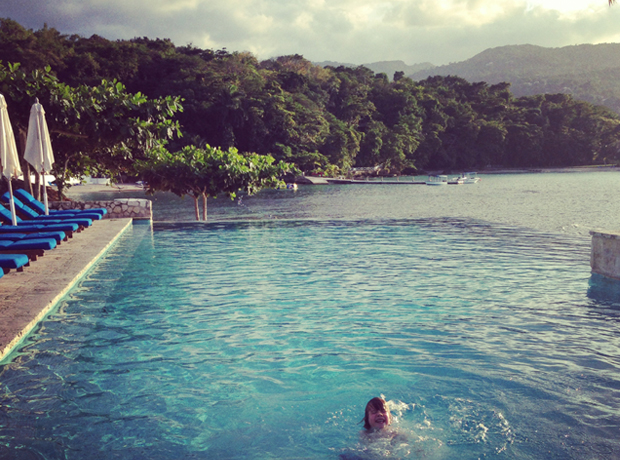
[448,176,465,185]
[460,172,481,184]
[426,175,448,185]
[277,183,298,190]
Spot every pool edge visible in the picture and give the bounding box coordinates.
[0,218,134,362]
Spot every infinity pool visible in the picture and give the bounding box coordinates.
[1,217,618,459]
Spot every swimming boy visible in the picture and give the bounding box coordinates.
[362,397,392,432]
[340,397,408,460]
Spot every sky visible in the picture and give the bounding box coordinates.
[3,0,620,66]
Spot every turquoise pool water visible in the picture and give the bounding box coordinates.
[2,215,620,459]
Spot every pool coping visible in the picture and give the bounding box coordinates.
[0,218,133,362]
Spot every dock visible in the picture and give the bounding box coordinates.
[324,178,466,185]
[326,178,427,185]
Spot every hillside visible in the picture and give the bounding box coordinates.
[2,16,619,174]
[315,60,434,80]
[409,43,620,113]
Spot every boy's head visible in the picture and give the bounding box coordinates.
[363,397,391,430]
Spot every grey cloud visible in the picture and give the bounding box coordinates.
[1,0,619,66]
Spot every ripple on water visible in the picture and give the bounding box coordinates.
[1,218,619,459]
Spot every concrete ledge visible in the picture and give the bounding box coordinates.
[0,218,133,362]
[590,230,620,280]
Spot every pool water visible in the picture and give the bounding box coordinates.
[2,215,620,459]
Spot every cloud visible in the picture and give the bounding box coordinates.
[2,0,620,65]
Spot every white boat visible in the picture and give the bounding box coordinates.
[276,183,298,190]
[460,172,481,184]
[426,175,448,185]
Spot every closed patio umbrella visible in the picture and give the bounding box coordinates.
[23,98,54,215]
[0,94,22,225]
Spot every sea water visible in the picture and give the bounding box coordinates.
[1,172,620,459]
[67,171,620,237]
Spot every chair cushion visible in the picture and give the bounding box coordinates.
[0,238,57,250]
[0,253,29,269]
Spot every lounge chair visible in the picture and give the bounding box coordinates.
[14,189,107,217]
[0,209,80,237]
[0,253,30,275]
[0,237,57,261]
[0,230,67,244]
[0,223,75,238]
[0,203,92,228]
[0,195,94,227]
[2,192,103,221]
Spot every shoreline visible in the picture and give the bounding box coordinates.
[399,165,619,176]
[463,165,619,175]
[60,166,619,194]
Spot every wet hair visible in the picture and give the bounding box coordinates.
[362,397,391,430]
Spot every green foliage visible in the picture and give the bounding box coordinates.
[1,17,620,181]
[140,144,296,220]
[0,61,182,197]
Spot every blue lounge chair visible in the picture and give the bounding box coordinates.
[0,209,80,237]
[1,193,99,221]
[1,192,103,221]
[0,253,30,274]
[0,196,94,227]
[0,223,75,238]
[0,230,67,244]
[0,203,92,228]
[0,237,57,261]
[14,189,107,217]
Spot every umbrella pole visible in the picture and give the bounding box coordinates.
[41,169,49,215]
[1,164,18,226]
[7,177,18,225]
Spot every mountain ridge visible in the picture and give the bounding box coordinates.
[409,43,620,79]
[319,43,620,113]
[314,59,434,79]
[408,43,620,114]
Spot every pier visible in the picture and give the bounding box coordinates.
[324,178,465,185]
[325,178,427,185]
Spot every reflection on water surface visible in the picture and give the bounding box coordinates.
[0,172,619,458]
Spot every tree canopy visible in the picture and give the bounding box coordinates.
[139,144,295,220]
[1,17,619,184]
[0,60,182,197]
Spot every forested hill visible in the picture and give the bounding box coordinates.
[409,44,620,114]
[316,60,434,79]
[1,17,620,177]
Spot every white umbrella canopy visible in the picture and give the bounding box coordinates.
[24,98,54,214]
[0,94,23,225]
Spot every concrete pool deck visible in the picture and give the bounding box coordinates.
[0,218,133,362]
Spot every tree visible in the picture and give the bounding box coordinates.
[140,145,296,221]
[0,63,183,197]
[3,19,620,175]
